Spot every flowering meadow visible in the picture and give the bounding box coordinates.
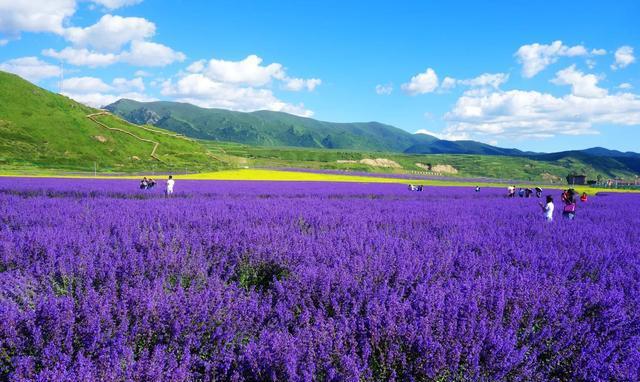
[0,178,639,381]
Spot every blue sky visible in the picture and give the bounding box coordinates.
[1,0,639,153]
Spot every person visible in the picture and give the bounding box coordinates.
[417,185,424,192]
[475,186,480,192]
[147,178,156,189]
[580,192,588,202]
[525,188,533,198]
[166,175,175,196]
[535,187,542,198]
[507,185,515,198]
[539,195,554,222]
[140,177,148,190]
[518,188,525,198]
[562,193,577,220]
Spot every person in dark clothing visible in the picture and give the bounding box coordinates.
[562,193,577,220]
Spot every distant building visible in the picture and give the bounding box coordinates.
[566,174,586,185]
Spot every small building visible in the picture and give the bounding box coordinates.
[566,174,586,185]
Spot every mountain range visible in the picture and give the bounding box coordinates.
[106,99,640,162]
[0,69,638,179]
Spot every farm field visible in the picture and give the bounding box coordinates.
[1,178,639,381]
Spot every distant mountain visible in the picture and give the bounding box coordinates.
[106,99,439,153]
[404,139,530,156]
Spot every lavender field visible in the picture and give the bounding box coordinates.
[1,178,639,381]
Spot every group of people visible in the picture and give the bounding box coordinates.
[408,184,424,191]
[139,177,157,190]
[507,185,543,198]
[537,188,588,222]
[139,175,175,196]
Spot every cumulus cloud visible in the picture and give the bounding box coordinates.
[443,73,510,91]
[550,65,607,98]
[64,14,156,52]
[119,40,185,66]
[375,83,393,95]
[194,55,284,87]
[43,47,119,67]
[401,68,438,95]
[591,48,607,55]
[160,73,313,117]
[0,0,76,37]
[134,70,152,77]
[61,75,154,107]
[515,40,589,78]
[283,77,321,92]
[167,55,318,115]
[90,0,143,10]
[442,89,640,141]
[611,46,635,70]
[43,41,185,68]
[618,83,633,90]
[0,56,60,82]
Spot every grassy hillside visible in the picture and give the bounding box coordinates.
[106,99,439,152]
[203,141,640,182]
[0,71,222,173]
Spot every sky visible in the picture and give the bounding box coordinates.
[0,0,639,153]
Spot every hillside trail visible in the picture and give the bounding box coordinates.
[86,111,227,165]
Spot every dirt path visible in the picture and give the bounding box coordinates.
[86,111,169,163]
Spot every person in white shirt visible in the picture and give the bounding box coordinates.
[539,195,554,222]
[166,175,175,196]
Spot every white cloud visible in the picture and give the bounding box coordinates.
[440,77,457,90]
[611,46,635,70]
[591,48,607,55]
[43,41,184,68]
[160,73,313,117]
[90,0,143,10]
[283,77,321,91]
[60,75,153,108]
[191,54,284,86]
[0,0,76,36]
[0,39,8,46]
[64,14,156,52]
[457,72,509,89]
[62,91,155,108]
[414,129,470,141]
[618,83,633,90]
[0,56,60,82]
[119,40,185,67]
[43,47,119,67]
[550,65,607,98]
[134,70,151,77]
[62,76,112,93]
[401,68,438,95]
[112,77,144,92]
[515,40,588,78]
[375,83,393,95]
[443,89,640,141]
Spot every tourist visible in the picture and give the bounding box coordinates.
[475,186,480,192]
[562,193,577,220]
[148,178,156,189]
[539,195,554,222]
[507,185,515,197]
[535,187,542,198]
[580,192,588,202]
[518,188,525,198]
[140,177,148,190]
[166,175,175,196]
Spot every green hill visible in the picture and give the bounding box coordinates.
[106,99,440,152]
[0,71,222,173]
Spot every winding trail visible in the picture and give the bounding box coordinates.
[86,111,229,166]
